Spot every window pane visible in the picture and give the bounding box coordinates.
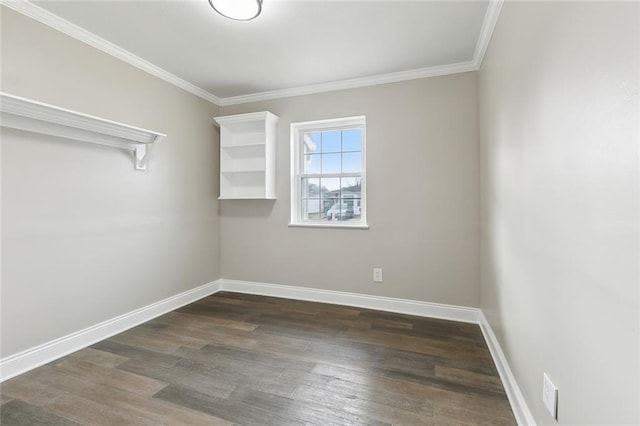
[342,129,362,152]
[321,153,341,174]
[326,201,355,221]
[321,131,341,153]
[320,177,340,196]
[302,178,320,197]
[301,199,321,220]
[341,197,362,218]
[303,154,321,174]
[340,177,361,198]
[291,118,366,227]
[342,152,362,173]
[303,132,320,153]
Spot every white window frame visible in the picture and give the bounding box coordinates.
[289,116,368,229]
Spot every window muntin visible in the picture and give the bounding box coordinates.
[290,116,367,228]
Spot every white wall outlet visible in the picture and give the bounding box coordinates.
[542,373,558,420]
[373,268,383,283]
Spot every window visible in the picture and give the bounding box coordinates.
[290,116,367,228]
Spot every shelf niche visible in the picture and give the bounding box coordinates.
[0,92,166,171]
[214,111,279,199]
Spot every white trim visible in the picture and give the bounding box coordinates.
[217,0,504,106]
[288,223,369,230]
[290,116,368,228]
[0,92,166,170]
[479,311,537,426]
[0,280,222,383]
[218,279,480,324]
[2,0,503,105]
[0,0,221,106]
[218,61,477,106]
[472,0,504,68]
[1,276,533,426]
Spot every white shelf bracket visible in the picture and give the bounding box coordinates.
[0,92,167,171]
[134,144,148,171]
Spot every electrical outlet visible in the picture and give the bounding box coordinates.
[542,373,558,420]
[373,268,383,283]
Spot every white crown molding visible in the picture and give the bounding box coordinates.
[0,0,221,106]
[217,0,504,106]
[472,0,505,68]
[2,0,503,106]
[478,311,537,426]
[217,61,477,106]
[0,280,221,382]
[218,279,481,323]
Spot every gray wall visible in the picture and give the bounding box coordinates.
[1,7,220,357]
[479,2,639,424]
[219,73,480,307]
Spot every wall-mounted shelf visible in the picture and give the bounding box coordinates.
[0,92,166,171]
[214,111,279,199]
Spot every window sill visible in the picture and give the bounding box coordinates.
[288,222,369,230]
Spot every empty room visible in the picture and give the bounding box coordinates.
[0,0,638,425]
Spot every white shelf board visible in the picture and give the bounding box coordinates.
[221,143,265,149]
[0,92,166,171]
[219,197,276,200]
[221,169,266,174]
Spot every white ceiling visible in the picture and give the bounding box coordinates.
[24,0,498,104]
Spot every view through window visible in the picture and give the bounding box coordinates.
[291,117,366,227]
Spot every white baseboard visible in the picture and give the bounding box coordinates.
[0,280,222,382]
[1,277,534,426]
[479,311,536,426]
[218,279,481,324]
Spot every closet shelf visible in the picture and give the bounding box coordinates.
[0,92,166,171]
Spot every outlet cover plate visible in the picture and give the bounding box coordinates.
[373,268,383,283]
[542,373,558,420]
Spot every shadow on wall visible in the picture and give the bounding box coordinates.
[218,199,276,218]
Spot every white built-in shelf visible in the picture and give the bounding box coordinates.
[0,92,166,171]
[214,111,279,199]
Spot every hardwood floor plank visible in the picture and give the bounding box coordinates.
[228,387,391,426]
[152,310,260,332]
[194,342,316,372]
[1,374,76,407]
[116,358,235,399]
[434,394,516,426]
[435,365,505,392]
[108,331,184,354]
[291,384,431,425]
[49,347,129,368]
[15,365,92,396]
[1,393,14,405]
[90,340,182,367]
[0,399,79,426]
[370,366,506,399]
[54,360,168,396]
[77,382,232,426]
[337,326,492,361]
[153,384,304,426]
[1,374,152,426]
[42,392,155,426]
[278,368,433,416]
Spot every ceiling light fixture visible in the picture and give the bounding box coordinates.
[208,0,262,21]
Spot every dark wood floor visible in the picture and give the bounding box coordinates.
[0,292,516,425]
